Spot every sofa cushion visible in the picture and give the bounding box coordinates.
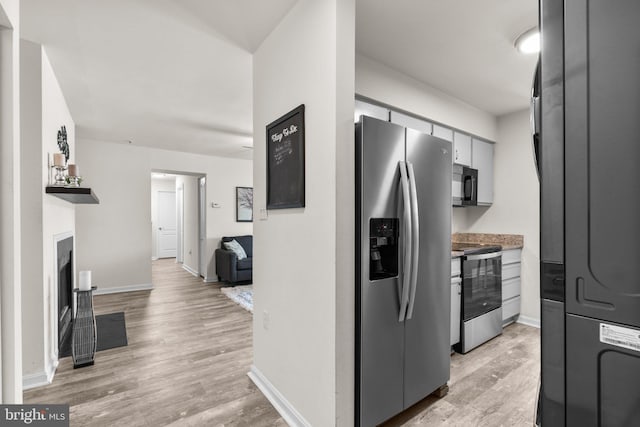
[222,235,253,257]
[237,257,253,271]
[223,239,247,260]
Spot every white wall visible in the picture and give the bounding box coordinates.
[0,0,22,403]
[462,109,540,324]
[20,40,44,389]
[252,0,354,425]
[76,140,252,292]
[175,175,198,273]
[20,42,76,390]
[150,176,176,260]
[41,48,76,376]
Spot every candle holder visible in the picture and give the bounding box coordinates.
[52,165,67,186]
[66,176,80,188]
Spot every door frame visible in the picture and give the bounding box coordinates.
[176,183,184,264]
[151,170,206,278]
[198,176,206,278]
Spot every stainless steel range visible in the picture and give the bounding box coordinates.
[453,243,502,353]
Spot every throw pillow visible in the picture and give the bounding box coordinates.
[224,239,247,260]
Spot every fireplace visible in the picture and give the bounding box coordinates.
[57,236,73,353]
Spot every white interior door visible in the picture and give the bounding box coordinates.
[157,190,177,258]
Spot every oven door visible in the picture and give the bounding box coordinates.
[461,252,502,321]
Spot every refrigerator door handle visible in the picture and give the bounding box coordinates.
[398,161,412,322]
[405,161,420,319]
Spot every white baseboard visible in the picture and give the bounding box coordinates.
[182,264,199,278]
[23,371,49,390]
[517,315,541,328]
[248,365,311,427]
[203,276,217,283]
[93,283,154,295]
[23,354,58,390]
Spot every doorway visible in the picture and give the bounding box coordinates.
[151,171,207,278]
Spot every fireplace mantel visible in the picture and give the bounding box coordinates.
[46,186,99,204]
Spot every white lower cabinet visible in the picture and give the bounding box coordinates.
[502,249,522,325]
[451,257,461,346]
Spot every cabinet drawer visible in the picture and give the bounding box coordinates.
[502,277,521,301]
[451,258,461,277]
[502,262,521,281]
[502,296,521,321]
[502,249,522,265]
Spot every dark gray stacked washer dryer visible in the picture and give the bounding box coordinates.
[535,1,640,425]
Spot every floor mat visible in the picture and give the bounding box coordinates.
[59,312,128,358]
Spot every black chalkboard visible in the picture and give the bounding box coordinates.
[266,104,305,209]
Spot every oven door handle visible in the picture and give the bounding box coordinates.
[405,161,419,320]
[397,161,412,322]
[465,251,502,261]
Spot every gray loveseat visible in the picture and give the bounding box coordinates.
[215,235,253,284]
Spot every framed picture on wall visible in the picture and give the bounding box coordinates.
[236,187,253,222]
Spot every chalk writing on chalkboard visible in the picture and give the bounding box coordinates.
[266,105,305,210]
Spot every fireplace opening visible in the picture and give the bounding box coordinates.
[57,236,73,353]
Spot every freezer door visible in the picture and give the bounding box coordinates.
[403,129,452,408]
[564,0,640,326]
[356,116,406,427]
[566,314,640,427]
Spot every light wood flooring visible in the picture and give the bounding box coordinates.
[24,258,285,426]
[25,259,540,426]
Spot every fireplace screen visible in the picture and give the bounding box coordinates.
[57,236,73,352]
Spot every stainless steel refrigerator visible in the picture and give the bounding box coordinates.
[535,0,640,425]
[355,115,451,427]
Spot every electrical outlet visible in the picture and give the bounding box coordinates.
[263,310,270,330]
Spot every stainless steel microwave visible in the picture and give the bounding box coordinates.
[453,165,478,206]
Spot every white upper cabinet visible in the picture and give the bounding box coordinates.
[390,111,432,135]
[471,138,494,205]
[453,131,472,167]
[433,124,453,142]
[355,99,389,123]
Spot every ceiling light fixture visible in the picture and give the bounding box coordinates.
[515,28,540,54]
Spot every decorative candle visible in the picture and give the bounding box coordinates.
[79,270,92,291]
[68,164,78,177]
[53,153,65,167]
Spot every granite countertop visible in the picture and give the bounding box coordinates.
[451,233,524,258]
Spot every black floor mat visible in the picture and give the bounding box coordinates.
[59,312,128,358]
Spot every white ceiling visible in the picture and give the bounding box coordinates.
[21,0,537,159]
[356,0,539,116]
[21,0,298,160]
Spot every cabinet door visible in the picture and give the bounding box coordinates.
[432,124,453,142]
[471,138,494,205]
[354,99,389,123]
[453,131,472,166]
[390,111,432,134]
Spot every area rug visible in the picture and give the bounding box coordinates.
[221,285,253,313]
[59,312,128,358]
